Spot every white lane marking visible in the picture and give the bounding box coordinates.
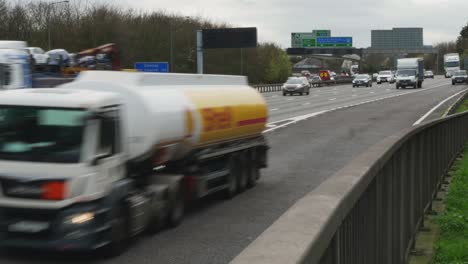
[317,90,321,92]
[386,89,390,91]
[370,92,375,94]
[330,98,337,101]
[264,111,328,133]
[303,102,311,106]
[272,95,278,98]
[314,94,319,97]
[413,88,468,126]
[270,108,279,112]
[287,98,294,101]
[265,82,449,133]
[352,94,357,97]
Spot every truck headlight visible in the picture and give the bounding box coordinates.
[66,212,95,225]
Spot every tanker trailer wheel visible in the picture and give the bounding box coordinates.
[224,155,240,199]
[237,152,249,193]
[102,205,130,257]
[247,150,260,188]
[167,184,184,228]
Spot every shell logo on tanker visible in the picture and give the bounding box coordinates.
[201,107,233,132]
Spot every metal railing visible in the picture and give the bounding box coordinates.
[253,77,354,93]
[253,83,283,93]
[232,110,468,264]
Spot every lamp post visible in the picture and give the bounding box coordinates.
[47,0,69,50]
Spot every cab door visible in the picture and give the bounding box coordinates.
[93,107,126,189]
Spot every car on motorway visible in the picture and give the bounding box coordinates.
[451,70,468,85]
[352,74,373,87]
[377,70,395,84]
[26,47,49,65]
[424,70,434,79]
[372,73,379,80]
[282,77,310,96]
[309,75,322,87]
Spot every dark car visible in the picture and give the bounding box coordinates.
[352,74,373,87]
[452,70,468,85]
[282,77,310,96]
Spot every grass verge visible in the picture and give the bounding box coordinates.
[434,147,468,263]
[455,96,468,114]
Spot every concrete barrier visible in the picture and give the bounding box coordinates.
[231,111,468,264]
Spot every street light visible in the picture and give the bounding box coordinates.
[170,16,190,72]
[47,0,69,50]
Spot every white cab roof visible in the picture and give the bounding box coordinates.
[0,41,27,49]
[75,71,249,87]
[0,89,120,109]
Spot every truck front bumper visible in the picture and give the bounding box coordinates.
[0,201,112,252]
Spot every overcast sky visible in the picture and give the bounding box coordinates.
[117,0,466,48]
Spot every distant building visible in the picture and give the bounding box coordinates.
[371,28,423,49]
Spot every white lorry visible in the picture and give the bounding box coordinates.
[444,53,460,78]
[0,71,269,255]
[0,41,32,90]
[395,58,424,89]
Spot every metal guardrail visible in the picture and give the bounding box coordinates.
[446,90,468,116]
[253,84,283,93]
[232,111,468,264]
[253,77,354,93]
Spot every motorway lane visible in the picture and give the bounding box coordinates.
[1,78,467,264]
[264,77,449,122]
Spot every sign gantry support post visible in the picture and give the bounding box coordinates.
[197,30,203,74]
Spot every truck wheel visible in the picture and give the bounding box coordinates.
[237,153,249,193]
[224,156,239,199]
[247,150,260,188]
[103,205,130,257]
[167,186,184,228]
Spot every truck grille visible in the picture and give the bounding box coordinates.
[0,207,57,241]
[1,178,44,199]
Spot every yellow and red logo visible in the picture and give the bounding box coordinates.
[319,70,330,80]
[201,107,233,132]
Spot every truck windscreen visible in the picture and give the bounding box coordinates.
[396,70,416,77]
[445,61,460,68]
[0,106,86,163]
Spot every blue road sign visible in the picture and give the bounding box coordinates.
[316,37,353,47]
[135,62,169,72]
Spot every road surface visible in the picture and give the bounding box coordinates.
[2,77,467,264]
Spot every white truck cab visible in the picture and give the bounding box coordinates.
[444,53,460,78]
[0,41,32,90]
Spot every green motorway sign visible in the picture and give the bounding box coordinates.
[313,30,331,37]
[302,39,316,47]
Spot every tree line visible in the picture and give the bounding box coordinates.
[0,0,291,84]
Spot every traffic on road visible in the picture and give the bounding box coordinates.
[1,1,468,263]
